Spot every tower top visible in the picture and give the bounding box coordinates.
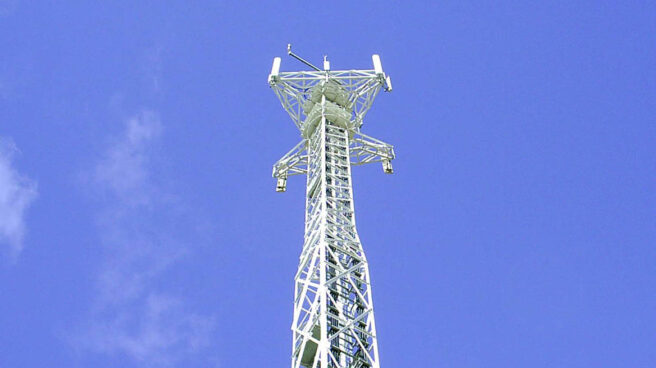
[268,44,392,136]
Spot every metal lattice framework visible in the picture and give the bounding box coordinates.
[269,47,394,368]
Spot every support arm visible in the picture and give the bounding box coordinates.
[270,81,304,131]
[272,139,308,192]
[350,132,395,174]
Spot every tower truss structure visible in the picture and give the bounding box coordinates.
[269,45,394,368]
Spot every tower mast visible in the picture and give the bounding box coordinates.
[269,45,394,368]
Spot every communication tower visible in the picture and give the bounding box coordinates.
[268,45,394,368]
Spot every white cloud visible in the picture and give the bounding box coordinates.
[141,46,163,93]
[76,111,214,366]
[0,138,37,260]
[94,111,161,207]
[0,0,17,17]
[82,293,214,367]
[0,80,9,100]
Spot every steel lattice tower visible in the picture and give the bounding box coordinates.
[269,45,394,368]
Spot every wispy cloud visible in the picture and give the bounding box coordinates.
[0,138,37,261]
[75,111,214,366]
[0,80,9,100]
[94,110,161,208]
[0,0,17,17]
[141,46,163,94]
[83,294,214,367]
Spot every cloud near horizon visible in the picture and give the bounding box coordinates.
[0,138,37,260]
[75,111,215,367]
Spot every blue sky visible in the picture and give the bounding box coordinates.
[1,1,654,367]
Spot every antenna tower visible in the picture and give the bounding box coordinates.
[269,44,394,368]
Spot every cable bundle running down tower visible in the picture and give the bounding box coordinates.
[269,45,394,368]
